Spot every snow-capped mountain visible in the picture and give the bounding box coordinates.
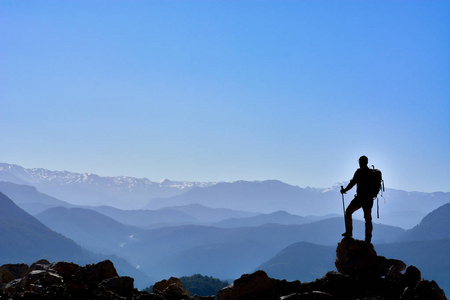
[0,163,215,209]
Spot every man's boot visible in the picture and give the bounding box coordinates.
[342,232,352,239]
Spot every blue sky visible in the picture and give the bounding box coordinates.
[1,1,449,192]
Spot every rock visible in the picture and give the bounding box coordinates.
[100,276,135,297]
[26,270,64,287]
[29,259,51,271]
[0,253,447,300]
[0,263,29,284]
[0,259,145,300]
[376,256,406,276]
[153,277,184,294]
[302,271,359,299]
[401,265,421,289]
[414,279,447,300]
[3,278,25,293]
[138,293,167,300]
[272,278,302,296]
[335,238,378,276]
[280,291,334,300]
[49,261,81,281]
[217,270,275,300]
[73,259,118,284]
[335,238,406,277]
[193,296,215,300]
[153,276,191,300]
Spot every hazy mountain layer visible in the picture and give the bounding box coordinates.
[33,203,405,281]
[86,204,257,228]
[0,163,215,209]
[0,192,150,288]
[398,202,450,241]
[146,180,450,227]
[257,242,336,282]
[36,207,142,255]
[0,181,74,215]
[210,210,312,228]
[2,163,449,229]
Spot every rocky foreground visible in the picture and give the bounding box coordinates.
[0,238,447,300]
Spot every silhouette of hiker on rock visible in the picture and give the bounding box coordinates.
[340,155,382,243]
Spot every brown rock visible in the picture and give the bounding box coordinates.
[194,296,215,300]
[217,284,233,300]
[217,270,274,300]
[305,271,358,299]
[376,256,406,276]
[336,238,406,277]
[335,238,378,276]
[153,277,184,293]
[49,261,81,281]
[401,265,421,289]
[26,270,64,287]
[137,293,166,300]
[100,276,135,297]
[153,276,191,300]
[0,263,29,284]
[74,260,118,284]
[272,278,302,297]
[30,259,51,271]
[163,283,191,300]
[414,279,447,300]
[280,291,334,300]
[3,278,25,293]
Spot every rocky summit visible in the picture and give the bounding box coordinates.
[0,239,447,300]
[218,238,447,300]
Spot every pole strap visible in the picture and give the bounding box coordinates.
[377,197,379,219]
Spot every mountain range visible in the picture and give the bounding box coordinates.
[0,163,215,209]
[2,162,449,229]
[1,162,449,293]
[145,180,449,229]
[0,191,150,288]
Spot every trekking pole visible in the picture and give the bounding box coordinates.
[340,186,346,225]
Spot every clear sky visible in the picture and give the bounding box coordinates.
[1,1,449,192]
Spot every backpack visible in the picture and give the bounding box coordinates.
[369,165,384,198]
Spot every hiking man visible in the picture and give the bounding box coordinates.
[340,155,379,243]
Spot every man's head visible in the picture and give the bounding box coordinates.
[359,155,368,168]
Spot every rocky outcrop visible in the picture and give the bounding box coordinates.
[217,270,303,300]
[0,260,211,300]
[0,259,137,300]
[217,238,447,300]
[335,237,407,277]
[0,240,447,299]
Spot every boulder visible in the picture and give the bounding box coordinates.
[100,276,135,297]
[30,259,51,271]
[49,261,81,281]
[3,278,25,293]
[153,277,184,294]
[0,263,29,285]
[217,270,275,300]
[26,270,64,287]
[73,259,118,284]
[414,279,447,300]
[153,276,191,300]
[280,291,334,300]
[335,238,405,277]
[401,265,421,289]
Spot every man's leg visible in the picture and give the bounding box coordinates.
[363,205,373,242]
[343,204,359,238]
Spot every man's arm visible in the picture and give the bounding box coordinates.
[340,170,358,194]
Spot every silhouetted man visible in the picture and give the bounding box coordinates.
[340,155,374,243]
